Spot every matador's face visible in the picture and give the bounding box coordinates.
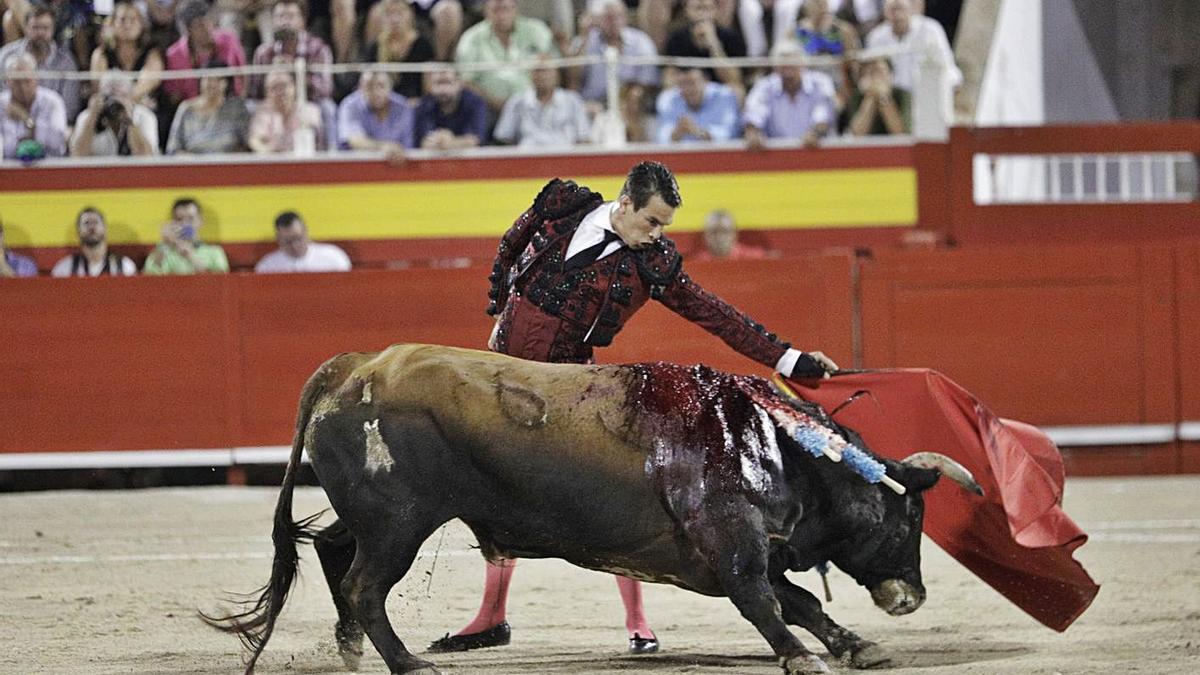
[612,194,674,250]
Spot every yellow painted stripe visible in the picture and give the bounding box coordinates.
[0,168,914,247]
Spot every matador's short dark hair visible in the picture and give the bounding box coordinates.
[620,161,682,211]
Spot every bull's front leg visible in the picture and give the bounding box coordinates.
[772,576,891,669]
[682,496,831,674]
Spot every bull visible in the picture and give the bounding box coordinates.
[205,344,983,674]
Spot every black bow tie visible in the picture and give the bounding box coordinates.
[564,229,622,271]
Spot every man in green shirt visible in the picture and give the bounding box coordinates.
[143,198,230,275]
[454,0,558,112]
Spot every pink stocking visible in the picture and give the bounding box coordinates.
[455,558,516,635]
[616,575,655,639]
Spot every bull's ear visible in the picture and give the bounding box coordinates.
[903,467,941,493]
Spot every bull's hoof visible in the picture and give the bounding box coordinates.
[335,621,364,671]
[850,643,891,669]
[781,653,832,674]
[427,621,511,653]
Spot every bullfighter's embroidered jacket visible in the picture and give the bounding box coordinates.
[487,178,791,366]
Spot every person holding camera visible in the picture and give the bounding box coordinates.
[143,198,231,275]
[70,72,159,156]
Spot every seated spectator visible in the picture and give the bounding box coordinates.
[654,66,739,144]
[1,51,67,159]
[846,57,908,135]
[743,40,835,149]
[89,1,164,105]
[665,0,746,92]
[214,0,274,52]
[51,207,137,277]
[143,198,230,275]
[865,0,961,120]
[247,0,333,102]
[248,69,325,153]
[455,0,557,112]
[0,219,38,277]
[163,0,247,106]
[796,0,861,105]
[0,5,82,121]
[360,0,435,100]
[367,0,463,62]
[71,72,159,156]
[414,65,489,150]
[255,211,351,273]
[690,209,772,261]
[570,0,658,107]
[166,62,251,154]
[336,70,413,160]
[493,54,588,148]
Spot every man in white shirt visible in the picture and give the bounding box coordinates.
[865,0,961,119]
[254,211,352,273]
[51,207,138,277]
[70,73,159,157]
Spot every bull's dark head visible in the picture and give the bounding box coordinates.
[820,453,982,617]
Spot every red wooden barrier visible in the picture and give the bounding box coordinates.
[0,254,856,455]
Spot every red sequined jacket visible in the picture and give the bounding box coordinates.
[487,179,791,366]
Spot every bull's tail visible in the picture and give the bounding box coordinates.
[200,367,331,674]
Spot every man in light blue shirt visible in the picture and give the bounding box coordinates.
[654,67,740,144]
[572,0,659,104]
[337,70,414,161]
[494,55,590,147]
[743,40,837,148]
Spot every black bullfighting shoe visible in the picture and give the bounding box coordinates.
[628,633,660,654]
[427,621,512,653]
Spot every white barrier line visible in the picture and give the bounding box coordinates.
[0,549,477,566]
[1082,519,1200,530]
[1041,424,1177,446]
[1088,533,1200,543]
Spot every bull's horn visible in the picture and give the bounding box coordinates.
[901,452,984,496]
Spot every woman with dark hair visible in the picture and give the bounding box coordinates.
[166,60,251,154]
[89,1,164,105]
[360,0,434,100]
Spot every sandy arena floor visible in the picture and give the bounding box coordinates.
[1,476,1198,674]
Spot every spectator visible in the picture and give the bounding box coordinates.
[654,66,739,144]
[0,219,38,277]
[845,57,908,135]
[143,198,230,275]
[454,0,557,112]
[336,70,413,161]
[71,72,159,156]
[414,65,489,150]
[89,1,164,105]
[664,0,746,92]
[690,208,772,261]
[493,53,589,148]
[214,0,275,52]
[360,0,435,100]
[743,40,835,149]
[50,207,137,277]
[163,0,248,105]
[0,5,81,120]
[249,69,324,153]
[796,0,861,105]
[1,51,67,159]
[865,0,960,120]
[570,0,658,107]
[255,210,351,273]
[166,61,251,154]
[247,0,333,101]
[367,0,463,62]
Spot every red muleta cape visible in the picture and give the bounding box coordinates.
[791,369,1100,632]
